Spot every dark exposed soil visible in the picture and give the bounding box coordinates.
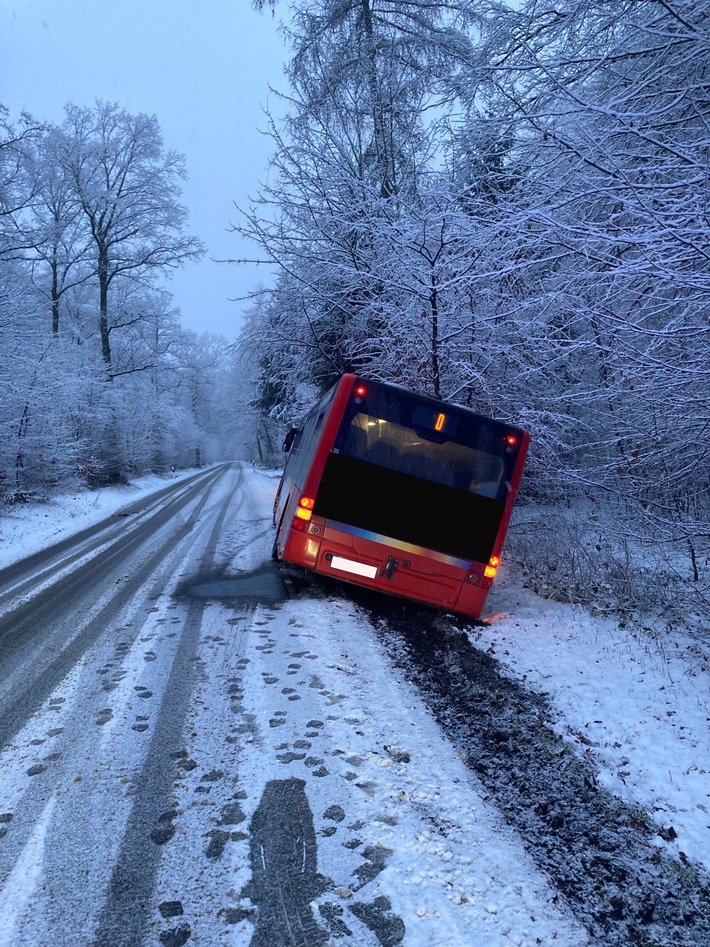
[312,579,710,947]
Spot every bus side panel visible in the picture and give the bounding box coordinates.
[300,375,356,503]
[275,375,356,565]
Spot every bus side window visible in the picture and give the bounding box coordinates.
[282,379,340,486]
[282,427,301,452]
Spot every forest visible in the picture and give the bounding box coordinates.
[2,0,708,622]
[237,0,709,622]
[0,100,253,497]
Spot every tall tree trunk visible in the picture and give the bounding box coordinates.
[360,0,396,197]
[98,244,112,365]
[429,274,440,399]
[51,258,60,335]
[15,403,30,486]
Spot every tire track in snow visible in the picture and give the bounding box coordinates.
[0,465,247,944]
[355,591,710,947]
[90,467,245,947]
[0,466,226,748]
[0,467,219,612]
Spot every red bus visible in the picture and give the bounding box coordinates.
[272,374,529,619]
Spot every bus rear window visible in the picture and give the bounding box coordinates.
[340,413,504,497]
[335,383,516,500]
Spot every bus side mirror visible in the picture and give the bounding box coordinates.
[282,427,300,452]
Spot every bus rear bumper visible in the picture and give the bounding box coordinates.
[281,525,491,620]
[452,581,489,620]
[313,528,490,619]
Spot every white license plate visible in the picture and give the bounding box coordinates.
[329,556,378,579]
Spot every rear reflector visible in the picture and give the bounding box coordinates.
[329,555,378,579]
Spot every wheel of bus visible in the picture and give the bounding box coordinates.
[271,528,282,561]
[272,505,288,561]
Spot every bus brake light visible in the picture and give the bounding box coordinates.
[484,555,501,579]
[295,495,315,522]
[505,434,518,446]
[354,385,367,398]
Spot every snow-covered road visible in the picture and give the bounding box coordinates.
[0,466,707,946]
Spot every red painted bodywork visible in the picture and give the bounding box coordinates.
[273,374,529,619]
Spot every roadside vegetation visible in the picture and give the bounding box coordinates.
[238,0,709,628]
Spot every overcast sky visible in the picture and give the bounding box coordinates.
[1,0,289,339]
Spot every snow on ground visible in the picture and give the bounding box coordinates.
[478,579,710,872]
[0,471,196,572]
[1,465,708,938]
[145,469,587,945]
[152,592,587,946]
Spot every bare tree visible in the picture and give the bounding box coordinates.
[0,106,43,261]
[0,102,238,495]
[25,125,94,335]
[239,0,478,406]
[59,101,203,370]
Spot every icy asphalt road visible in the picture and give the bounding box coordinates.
[0,465,707,946]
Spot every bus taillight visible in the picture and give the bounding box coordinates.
[505,434,518,447]
[292,495,315,530]
[484,555,501,579]
[295,495,315,522]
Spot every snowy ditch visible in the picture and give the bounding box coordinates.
[0,466,707,946]
[354,589,710,947]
